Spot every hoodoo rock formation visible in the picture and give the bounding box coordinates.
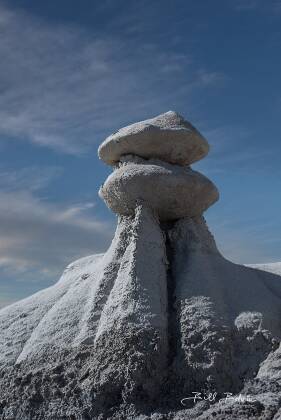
[0,111,281,419]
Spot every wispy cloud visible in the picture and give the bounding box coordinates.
[0,165,113,289]
[195,70,227,88]
[0,3,225,154]
[0,189,113,277]
[0,166,62,192]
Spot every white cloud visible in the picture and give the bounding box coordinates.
[0,189,113,276]
[0,166,112,308]
[0,165,114,283]
[0,166,62,192]
[0,4,225,154]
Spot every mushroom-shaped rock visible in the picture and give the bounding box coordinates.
[98,111,209,166]
[99,160,219,221]
[1,110,281,420]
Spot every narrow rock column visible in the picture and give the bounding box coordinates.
[91,205,169,406]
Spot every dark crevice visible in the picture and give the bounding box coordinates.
[160,221,191,410]
[160,222,180,381]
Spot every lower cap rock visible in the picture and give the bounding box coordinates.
[99,160,219,221]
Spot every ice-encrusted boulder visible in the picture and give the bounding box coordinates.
[99,159,218,221]
[98,111,209,165]
[0,111,281,420]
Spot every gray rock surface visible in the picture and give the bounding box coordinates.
[100,158,218,221]
[0,111,280,419]
[98,111,209,166]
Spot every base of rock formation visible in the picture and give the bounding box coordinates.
[1,111,280,419]
[1,214,281,420]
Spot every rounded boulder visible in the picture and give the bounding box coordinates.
[99,161,219,221]
[98,111,209,166]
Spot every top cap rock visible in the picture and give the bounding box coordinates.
[98,111,209,166]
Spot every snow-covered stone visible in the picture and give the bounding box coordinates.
[100,159,218,221]
[98,111,209,166]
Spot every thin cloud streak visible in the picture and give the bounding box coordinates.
[0,166,62,192]
[0,165,114,281]
[0,167,113,308]
[0,190,113,275]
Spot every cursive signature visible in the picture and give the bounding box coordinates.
[181,391,257,406]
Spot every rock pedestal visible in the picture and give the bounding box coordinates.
[99,111,218,221]
[0,112,281,420]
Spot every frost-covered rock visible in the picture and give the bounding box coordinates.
[98,111,209,166]
[100,159,218,221]
[0,111,281,419]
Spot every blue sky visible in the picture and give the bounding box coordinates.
[0,0,281,308]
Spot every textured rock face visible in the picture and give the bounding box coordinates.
[0,111,281,420]
[99,159,218,221]
[98,111,209,165]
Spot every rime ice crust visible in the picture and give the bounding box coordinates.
[98,111,209,166]
[99,160,218,221]
[1,111,281,419]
